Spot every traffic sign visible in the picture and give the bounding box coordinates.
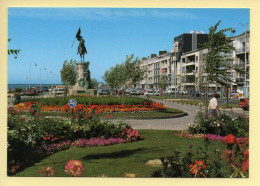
[68,99,77,108]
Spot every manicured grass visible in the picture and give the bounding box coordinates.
[150,95,179,99]
[155,98,239,109]
[16,130,227,177]
[20,108,185,119]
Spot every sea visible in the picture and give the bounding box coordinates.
[8,84,63,90]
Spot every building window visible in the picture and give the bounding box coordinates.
[182,58,185,62]
[196,56,198,62]
[182,67,186,73]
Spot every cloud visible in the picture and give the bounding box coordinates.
[8,8,204,20]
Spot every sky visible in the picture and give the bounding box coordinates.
[8,8,250,84]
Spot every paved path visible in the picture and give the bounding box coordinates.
[112,100,200,131]
[112,99,249,131]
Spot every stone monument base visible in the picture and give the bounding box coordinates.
[69,83,97,96]
[69,83,86,96]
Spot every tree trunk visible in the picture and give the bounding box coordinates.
[64,83,68,99]
[226,86,229,108]
[205,75,209,117]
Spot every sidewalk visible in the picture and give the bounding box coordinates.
[115,99,248,130]
[113,99,199,130]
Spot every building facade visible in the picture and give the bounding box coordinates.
[137,31,250,98]
[230,31,250,97]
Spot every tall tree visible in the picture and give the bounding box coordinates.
[90,78,98,89]
[124,54,145,88]
[103,63,125,90]
[103,54,145,92]
[158,74,170,90]
[60,59,77,97]
[203,20,242,113]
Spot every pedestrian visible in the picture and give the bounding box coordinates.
[208,93,220,117]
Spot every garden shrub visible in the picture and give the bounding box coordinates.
[187,111,249,137]
[7,113,139,175]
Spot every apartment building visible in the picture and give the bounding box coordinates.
[137,31,250,98]
[138,51,171,89]
[230,31,250,97]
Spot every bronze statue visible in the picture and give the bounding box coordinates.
[71,27,91,94]
[73,27,87,62]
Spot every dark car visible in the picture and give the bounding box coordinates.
[239,98,249,111]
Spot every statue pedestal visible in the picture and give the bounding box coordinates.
[69,83,85,95]
[69,61,97,96]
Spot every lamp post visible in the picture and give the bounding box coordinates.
[232,23,248,98]
[44,68,48,88]
[40,67,42,89]
[175,50,177,97]
[29,63,31,89]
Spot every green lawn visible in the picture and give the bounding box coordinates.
[152,97,239,109]
[16,130,227,177]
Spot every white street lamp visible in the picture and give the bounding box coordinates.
[232,23,248,98]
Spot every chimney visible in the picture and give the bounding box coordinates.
[159,50,167,56]
[142,57,147,61]
[151,54,157,58]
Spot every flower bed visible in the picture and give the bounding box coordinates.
[15,101,167,113]
[158,132,249,178]
[7,114,143,176]
[72,137,127,148]
[175,130,249,144]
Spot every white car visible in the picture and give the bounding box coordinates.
[144,90,159,96]
[166,88,178,94]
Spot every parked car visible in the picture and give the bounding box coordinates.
[20,90,27,96]
[144,90,159,96]
[26,89,37,96]
[125,88,131,94]
[98,89,110,95]
[179,90,188,95]
[55,88,65,94]
[166,88,178,94]
[42,87,49,92]
[130,89,138,95]
[117,89,125,95]
[239,98,249,111]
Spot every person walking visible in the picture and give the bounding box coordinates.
[208,93,220,117]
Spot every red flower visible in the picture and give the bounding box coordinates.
[223,134,236,145]
[242,149,249,172]
[189,160,206,177]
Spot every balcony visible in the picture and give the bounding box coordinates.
[235,46,250,54]
[234,63,246,68]
[184,61,196,66]
[185,70,197,75]
[236,78,245,84]
[184,82,196,86]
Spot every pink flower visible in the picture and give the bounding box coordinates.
[40,166,55,176]
[64,160,84,176]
